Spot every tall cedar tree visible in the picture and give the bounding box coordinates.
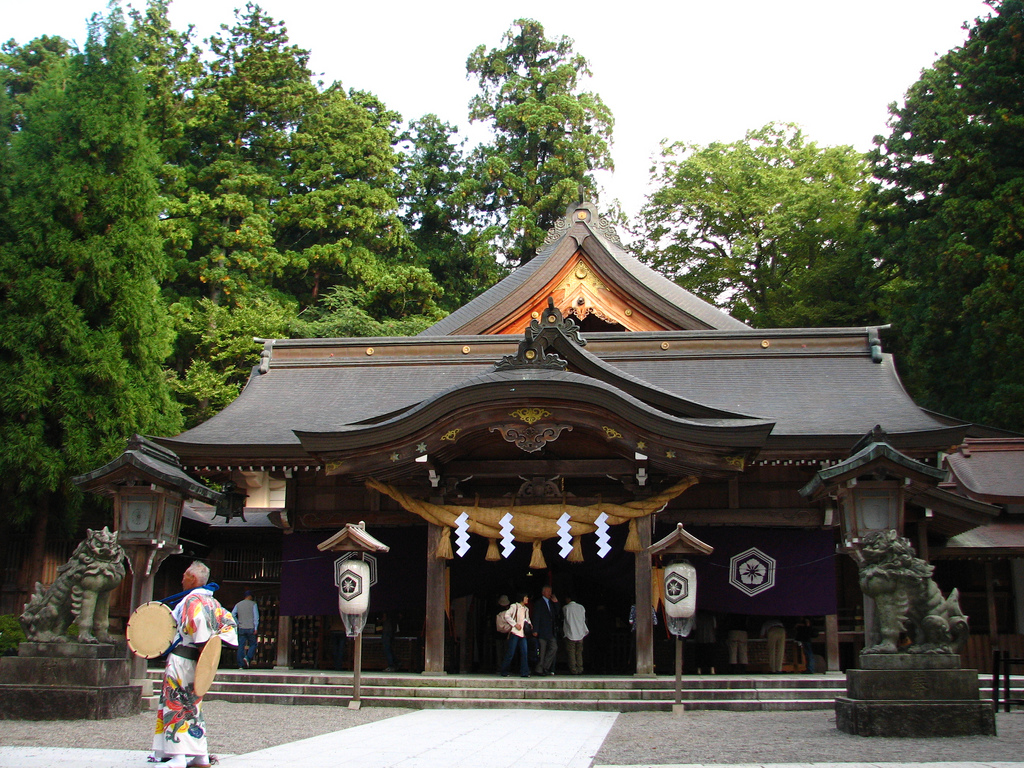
[166,2,313,304]
[868,0,1024,430]
[637,123,875,328]
[466,19,614,266]
[0,12,181,587]
[400,114,504,311]
[150,4,442,426]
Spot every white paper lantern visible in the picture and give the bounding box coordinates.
[337,559,371,615]
[663,561,696,619]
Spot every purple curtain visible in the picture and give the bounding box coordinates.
[683,527,837,616]
[280,528,426,616]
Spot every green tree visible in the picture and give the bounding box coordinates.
[0,35,72,125]
[400,114,503,311]
[637,123,875,328]
[276,86,415,306]
[868,0,1024,430]
[154,5,443,417]
[166,2,316,305]
[169,295,296,427]
[466,19,614,266]
[0,12,181,585]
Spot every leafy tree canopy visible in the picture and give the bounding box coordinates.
[637,123,876,328]
[0,10,181,534]
[399,114,504,311]
[867,0,1024,430]
[465,19,614,266]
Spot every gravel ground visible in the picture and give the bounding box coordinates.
[0,702,412,755]
[595,710,1024,765]
[1,704,1023,764]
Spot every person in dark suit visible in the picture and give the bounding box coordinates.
[532,585,561,675]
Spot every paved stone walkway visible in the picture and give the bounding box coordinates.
[0,709,616,768]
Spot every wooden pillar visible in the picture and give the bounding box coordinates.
[274,614,291,669]
[985,561,999,641]
[423,523,446,674]
[917,521,930,562]
[825,613,840,672]
[634,515,655,676]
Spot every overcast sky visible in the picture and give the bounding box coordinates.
[3,0,993,221]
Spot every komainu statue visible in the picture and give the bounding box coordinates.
[859,529,968,654]
[20,527,127,644]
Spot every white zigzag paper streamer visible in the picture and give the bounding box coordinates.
[454,512,470,557]
[499,512,515,558]
[557,512,573,559]
[595,512,611,558]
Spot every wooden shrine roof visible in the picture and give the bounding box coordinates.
[420,202,749,335]
[155,202,968,465]
[157,324,965,463]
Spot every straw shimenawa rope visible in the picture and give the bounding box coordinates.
[365,476,698,558]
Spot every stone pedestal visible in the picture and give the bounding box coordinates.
[0,642,141,720]
[835,654,995,737]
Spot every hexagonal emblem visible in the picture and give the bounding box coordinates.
[729,547,776,596]
[334,552,378,587]
[337,566,365,603]
[664,572,689,604]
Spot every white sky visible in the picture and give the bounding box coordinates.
[2,0,992,222]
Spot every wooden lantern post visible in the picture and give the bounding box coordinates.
[318,523,389,709]
[649,523,714,714]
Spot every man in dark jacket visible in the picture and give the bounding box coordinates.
[532,585,561,675]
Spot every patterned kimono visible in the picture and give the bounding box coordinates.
[153,587,238,760]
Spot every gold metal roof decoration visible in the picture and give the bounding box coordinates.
[510,408,551,425]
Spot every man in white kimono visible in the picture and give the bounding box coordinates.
[152,561,237,768]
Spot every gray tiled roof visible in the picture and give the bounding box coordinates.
[162,336,962,456]
[612,354,949,437]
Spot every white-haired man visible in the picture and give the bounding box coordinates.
[152,561,237,768]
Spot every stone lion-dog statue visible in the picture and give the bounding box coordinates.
[20,527,127,644]
[858,529,968,654]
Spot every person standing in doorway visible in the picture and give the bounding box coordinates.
[532,585,561,676]
[499,593,531,678]
[231,590,259,669]
[760,617,786,673]
[562,594,588,675]
[795,616,819,673]
[382,611,399,672]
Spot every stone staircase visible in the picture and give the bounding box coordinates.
[145,669,857,711]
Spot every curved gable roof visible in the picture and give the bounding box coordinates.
[420,202,749,336]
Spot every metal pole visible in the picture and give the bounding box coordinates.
[349,632,362,709]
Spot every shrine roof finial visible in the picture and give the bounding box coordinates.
[494,297,586,372]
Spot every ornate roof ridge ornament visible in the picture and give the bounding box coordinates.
[495,297,586,372]
[542,200,624,248]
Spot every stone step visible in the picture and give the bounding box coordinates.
[202,678,844,699]
[144,669,1019,712]
[186,675,847,696]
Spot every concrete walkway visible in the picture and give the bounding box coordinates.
[0,709,616,768]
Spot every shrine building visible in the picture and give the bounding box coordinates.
[151,201,1022,675]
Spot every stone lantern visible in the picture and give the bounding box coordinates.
[73,435,222,678]
[799,427,945,558]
